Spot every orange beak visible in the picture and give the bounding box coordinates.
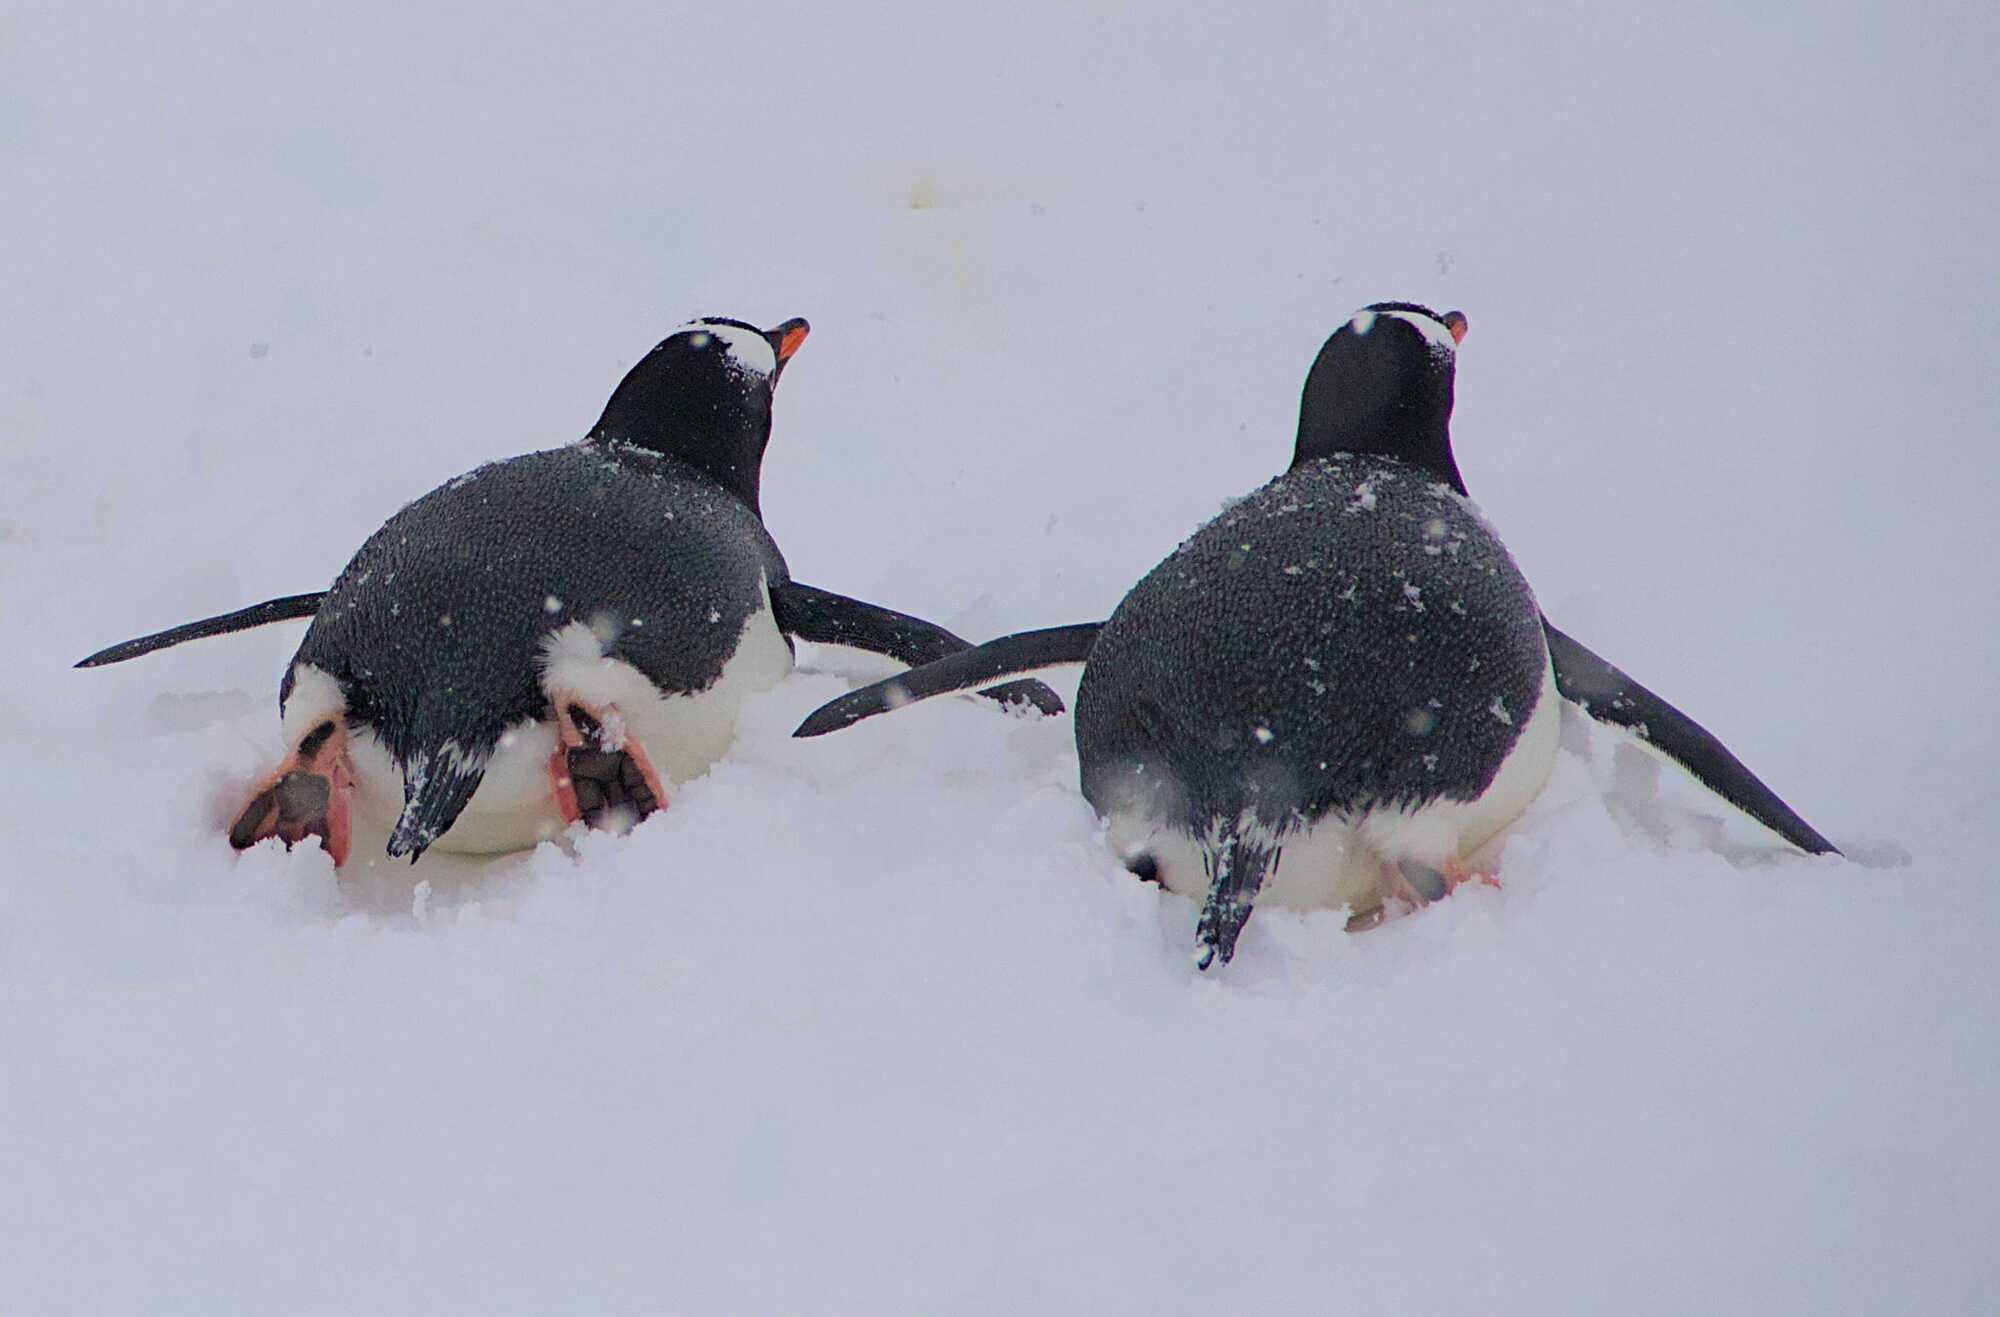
[1443,310,1469,346]
[764,317,810,374]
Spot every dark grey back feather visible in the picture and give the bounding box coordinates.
[1075,453,1548,837]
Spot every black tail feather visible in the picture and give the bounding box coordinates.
[385,740,492,862]
[1194,819,1282,971]
[75,592,327,668]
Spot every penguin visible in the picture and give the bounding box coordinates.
[792,303,1839,968]
[80,316,1061,865]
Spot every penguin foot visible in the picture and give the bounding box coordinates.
[1346,858,1501,931]
[548,699,668,834]
[228,718,354,866]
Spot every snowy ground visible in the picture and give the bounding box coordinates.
[5,3,1998,1313]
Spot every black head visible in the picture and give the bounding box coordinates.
[1293,302,1469,493]
[587,315,811,515]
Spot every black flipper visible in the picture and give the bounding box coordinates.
[770,580,1069,720]
[792,622,1103,738]
[75,592,327,668]
[1542,616,1839,856]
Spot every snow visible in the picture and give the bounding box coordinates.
[6,3,2000,1314]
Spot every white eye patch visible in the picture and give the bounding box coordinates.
[674,319,777,377]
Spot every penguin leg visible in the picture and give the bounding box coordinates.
[227,717,354,866]
[547,697,668,834]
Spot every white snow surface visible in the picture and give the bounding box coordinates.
[5,4,1998,1314]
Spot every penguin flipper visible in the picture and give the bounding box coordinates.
[75,592,327,668]
[792,622,1103,738]
[1542,616,1840,856]
[770,580,1068,719]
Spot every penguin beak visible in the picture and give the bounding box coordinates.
[1443,311,1469,346]
[764,318,810,379]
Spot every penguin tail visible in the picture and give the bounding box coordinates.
[792,622,1102,737]
[1193,816,1284,972]
[385,733,494,863]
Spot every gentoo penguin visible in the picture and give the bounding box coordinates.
[794,303,1839,968]
[80,316,1060,865]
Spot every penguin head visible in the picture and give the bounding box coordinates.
[1293,302,1469,493]
[588,315,811,515]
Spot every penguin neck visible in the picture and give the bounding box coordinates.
[587,396,772,516]
[1290,370,1467,494]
